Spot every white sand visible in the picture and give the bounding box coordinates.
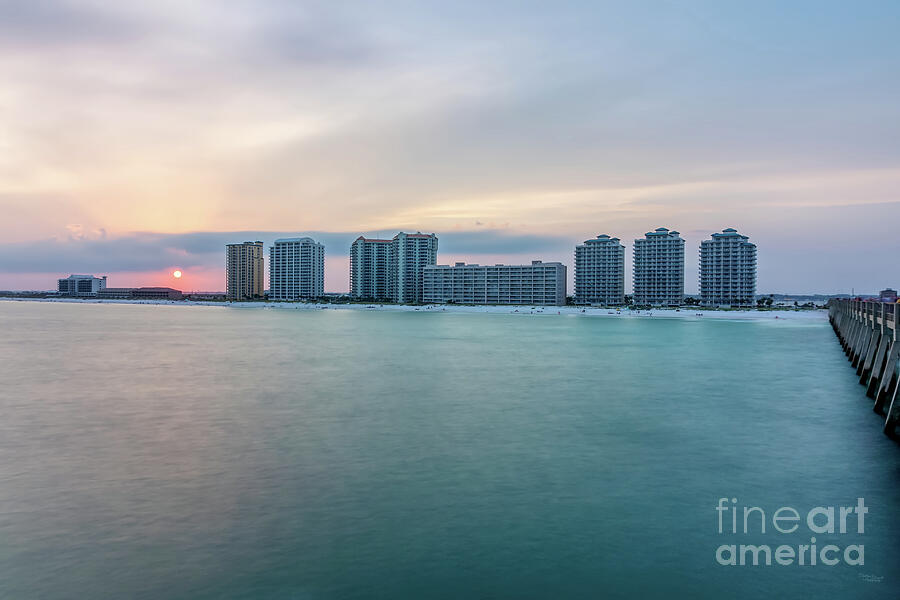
[0,296,828,321]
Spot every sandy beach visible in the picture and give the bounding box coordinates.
[0,296,827,321]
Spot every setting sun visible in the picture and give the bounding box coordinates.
[173,270,182,279]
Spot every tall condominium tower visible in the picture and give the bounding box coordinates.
[350,237,393,301]
[349,232,438,303]
[269,237,325,300]
[391,232,438,304]
[225,241,264,300]
[633,227,685,306]
[699,228,757,307]
[574,234,625,305]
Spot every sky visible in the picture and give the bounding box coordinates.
[1,0,899,294]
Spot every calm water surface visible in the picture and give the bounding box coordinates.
[0,301,898,599]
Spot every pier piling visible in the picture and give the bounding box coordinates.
[829,299,900,437]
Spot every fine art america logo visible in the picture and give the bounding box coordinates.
[715,497,867,566]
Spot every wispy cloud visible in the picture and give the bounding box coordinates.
[0,1,146,47]
[1,1,900,292]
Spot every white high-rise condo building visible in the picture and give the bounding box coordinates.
[349,232,438,303]
[269,237,325,300]
[633,227,685,306]
[350,237,393,301]
[574,234,625,305]
[699,228,757,306]
[57,274,107,296]
[392,232,438,304]
[423,261,567,306]
[226,241,264,300]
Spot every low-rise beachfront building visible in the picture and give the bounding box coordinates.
[633,228,685,306]
[57,274,107,296]
[185,292,226,301]
[422,261,567,306]
[132,287,184,300]
[574,234,625,305]
[269,237,325,300]
[699,228,757,307]
[98,287,184,300]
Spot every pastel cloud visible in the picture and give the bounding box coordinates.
[1,1,899,294]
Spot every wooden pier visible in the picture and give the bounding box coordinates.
[828,299,900,436]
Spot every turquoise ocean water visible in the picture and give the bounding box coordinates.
[0,301,898,599]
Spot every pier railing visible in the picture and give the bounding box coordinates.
[827,299,900,436]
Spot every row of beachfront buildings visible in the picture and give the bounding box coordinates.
[224,227,757,306]
[55,275,184,300]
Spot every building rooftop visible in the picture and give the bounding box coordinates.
[273,237,317,244]
[711,228,747,237]
[395,232,436,239]
[428,261,564,268]
[582,234,622,244]
[354,232,437,242]
[641,228,681,238]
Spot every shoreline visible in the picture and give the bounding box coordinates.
[0,296,827,321]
